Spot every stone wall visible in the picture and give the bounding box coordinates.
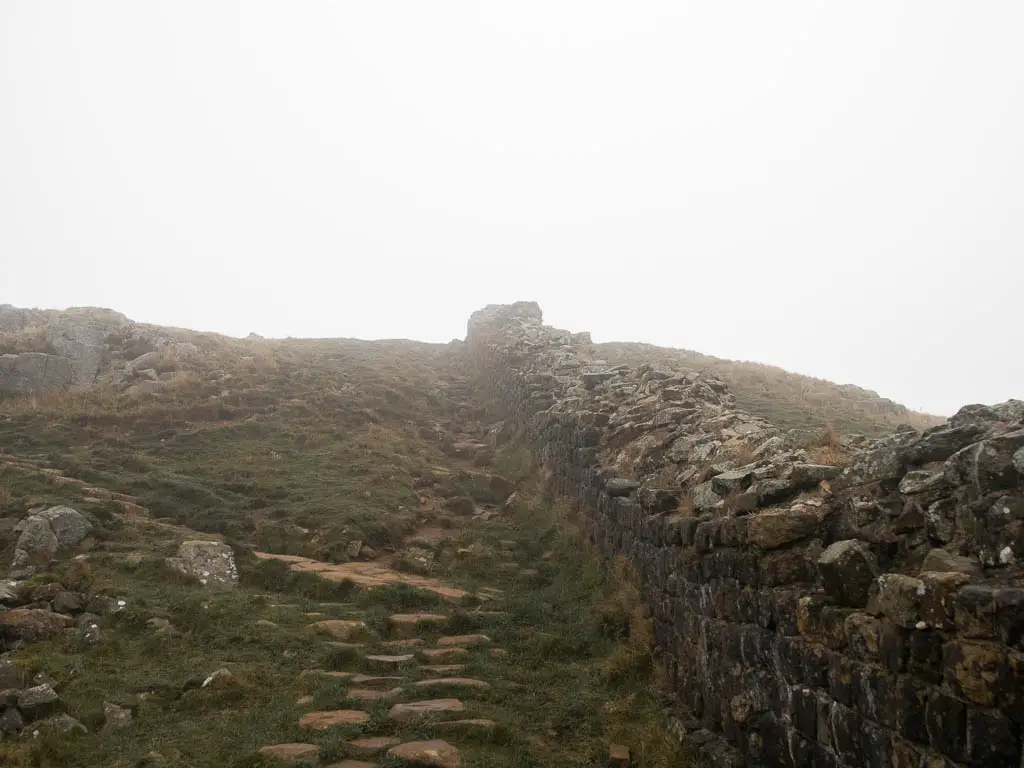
[465,302,1023,768]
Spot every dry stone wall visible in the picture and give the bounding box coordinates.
[465,302,1024,768]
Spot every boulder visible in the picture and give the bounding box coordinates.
[17,683,63,720]
[165,541,237,587]
[0,609,74,645]
[9,506,92,577]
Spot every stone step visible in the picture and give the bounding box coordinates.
[310,619,375,642]
[420,664,467,676]
[418,648,468,663]
[298,710,370,730]
[388,699,465,723]
[349,674,405,688]
[363,653,416,671]
[388,739,461,768]
[346,687,403,702]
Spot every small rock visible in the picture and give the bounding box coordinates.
[920,548,981,577]
[388,699,465,723]
[609,744,631,765]
[52,591,85,615]
[872,574,925,628]
[310,619,375,642]
[103,701,134,729]
[388,739,462,768]
[0,707,25,733]
[298,710,370,729]
[17,684,62,720]
[818,540,879,608]
[166,540,238,587]
[201,668,234,688]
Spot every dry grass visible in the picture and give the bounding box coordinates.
[596,341,945,437]
[0,326,54,355]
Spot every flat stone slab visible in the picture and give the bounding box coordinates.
[609,743,630,765]
[388,699,465,723]
[421,665,467,675]
[436,634,490,647]
[253,553,468,599]
[330,761,377,768]
[349,675,405,687]
[299,710,371,730]
[388,613,448,638]
[309,620,375,642]
[364,654,415,668]
[411,677,490,692]
[388,739,461,768]
[418,648,468,662]
[258,743,321,762]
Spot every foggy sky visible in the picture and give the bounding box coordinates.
[1,1,1022,416]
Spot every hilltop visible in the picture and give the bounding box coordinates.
[1,302,1018,768]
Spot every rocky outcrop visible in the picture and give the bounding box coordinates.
[0,353,73,395]
[8,506,94,578]
[465,302,1024,768]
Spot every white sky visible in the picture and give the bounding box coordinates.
[1,1,1022,416]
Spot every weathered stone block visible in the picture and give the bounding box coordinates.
[818,539,878,608]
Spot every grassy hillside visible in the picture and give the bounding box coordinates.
[595,341,944,438]
[0,334,686,767]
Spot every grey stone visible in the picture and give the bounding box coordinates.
[747,506,821,549]
[17,684,62,720]
[818,540,879,608]
[166,541,237,587]
[898,470,946,495]
[0,706,24,733]
[1013,446,1024,476]
[0,353,73,395]
[605,478,640,497]
[920,548,981,577]
[103,701,134,729]
[692,482,723,513]
[873,574,924,628]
